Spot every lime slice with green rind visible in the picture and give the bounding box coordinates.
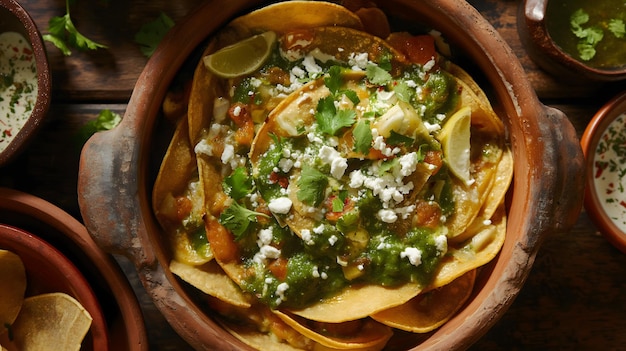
[203,31,276,78]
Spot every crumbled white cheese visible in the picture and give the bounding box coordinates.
[268,197,293,214]
[378,209,398,223]
[221,144,234,164]
[194,139,213,156]
[318,145,348,179]
[400,247,422,266]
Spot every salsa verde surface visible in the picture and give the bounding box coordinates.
[193,30,466,309]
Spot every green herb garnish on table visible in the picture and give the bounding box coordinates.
[43,0,107,56]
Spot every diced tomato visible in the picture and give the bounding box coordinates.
[414,200,442,228]
[424,150,443,175]
[205,217,239,263]
[175,196,193,222]
[268,257,288,281]
[269,171,289,189]
[229,102,254,147]
[388,33,437,66]
[324,195,354,222]
[281,29,315,52]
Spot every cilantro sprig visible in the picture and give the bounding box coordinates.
[570,8,626,61]
[76,109,121,145]
[219,201,269,239]
[44,0,108,56]
[223,167,254,200]
[134,12,175,58]
[297,166,328,207]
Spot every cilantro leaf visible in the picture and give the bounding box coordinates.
[43,0,107,56]
[76,109,121,145]
[135,12,175,58]
[394,81,415,103]
[223,167,253,200]
[387,130,415,146]
[353,120,373,154]
[332,197,344,212]
[315,96,356,136]
[366,63,392,85]
[219,201,269,239]
[297,166,328,206]
[324,66,343,95]
[609,19,625,38]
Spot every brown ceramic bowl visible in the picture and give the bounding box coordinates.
[0,0,52,166]
[0,223,108,350]
[581,91,626,253]
[518,0,626,82]
[78,0,585,350]
[0,187,147,351]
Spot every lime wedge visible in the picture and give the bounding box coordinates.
[437,106,472,184]
[203,31,276,78]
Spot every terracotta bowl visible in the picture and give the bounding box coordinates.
[0,0,52,166]
[77,0,585,350]
[518,0,626,82]
[581,91,626,253]
[0,188,147,351]
[0,223,108,350]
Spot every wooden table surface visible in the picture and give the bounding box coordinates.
[2,0,626,350]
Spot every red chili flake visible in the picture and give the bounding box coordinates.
[269,171,289,189]
[620,201,626,209]
[594,161,608,178]
[3,129,12,137]
[23,47,32,55]
[12,46,18,53]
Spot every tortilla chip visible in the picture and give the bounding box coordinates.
[170,259,251,308]
[288,283,421,323]
[0,250,26,334]
[371,269,476,332]
[273,311,392,350]
[227,1,364,37]
[7,293,92,351]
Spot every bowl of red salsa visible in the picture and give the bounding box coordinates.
[582,90,626,253]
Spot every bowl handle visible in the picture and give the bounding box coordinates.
[77,126,155,267]
[524,103,584,248]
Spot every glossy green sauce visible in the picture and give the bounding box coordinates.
[214,38,459,310]
[546,0,626,69]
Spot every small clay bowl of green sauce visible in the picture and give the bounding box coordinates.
[582,91,626,253]
[518,0,626,81]
[0,0,51,167]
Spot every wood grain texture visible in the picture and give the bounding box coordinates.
[1,0,625,350]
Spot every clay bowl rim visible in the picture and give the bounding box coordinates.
[581,91,626,254]
[78,0,584,350]
[0,223,108,350]
[0,187,148,351]
[0,0,52,167]
[519,0,626,82]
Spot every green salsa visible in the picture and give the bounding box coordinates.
[546,0,626,69]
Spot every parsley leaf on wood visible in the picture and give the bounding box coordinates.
[76,109,121,145]
[223,167,253,200]
[297,166,328,207]
[219,201,269,239]
[315,96,356,136]
[353,120,373,154]
[43,0,107,56]
[135,12,175,58]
